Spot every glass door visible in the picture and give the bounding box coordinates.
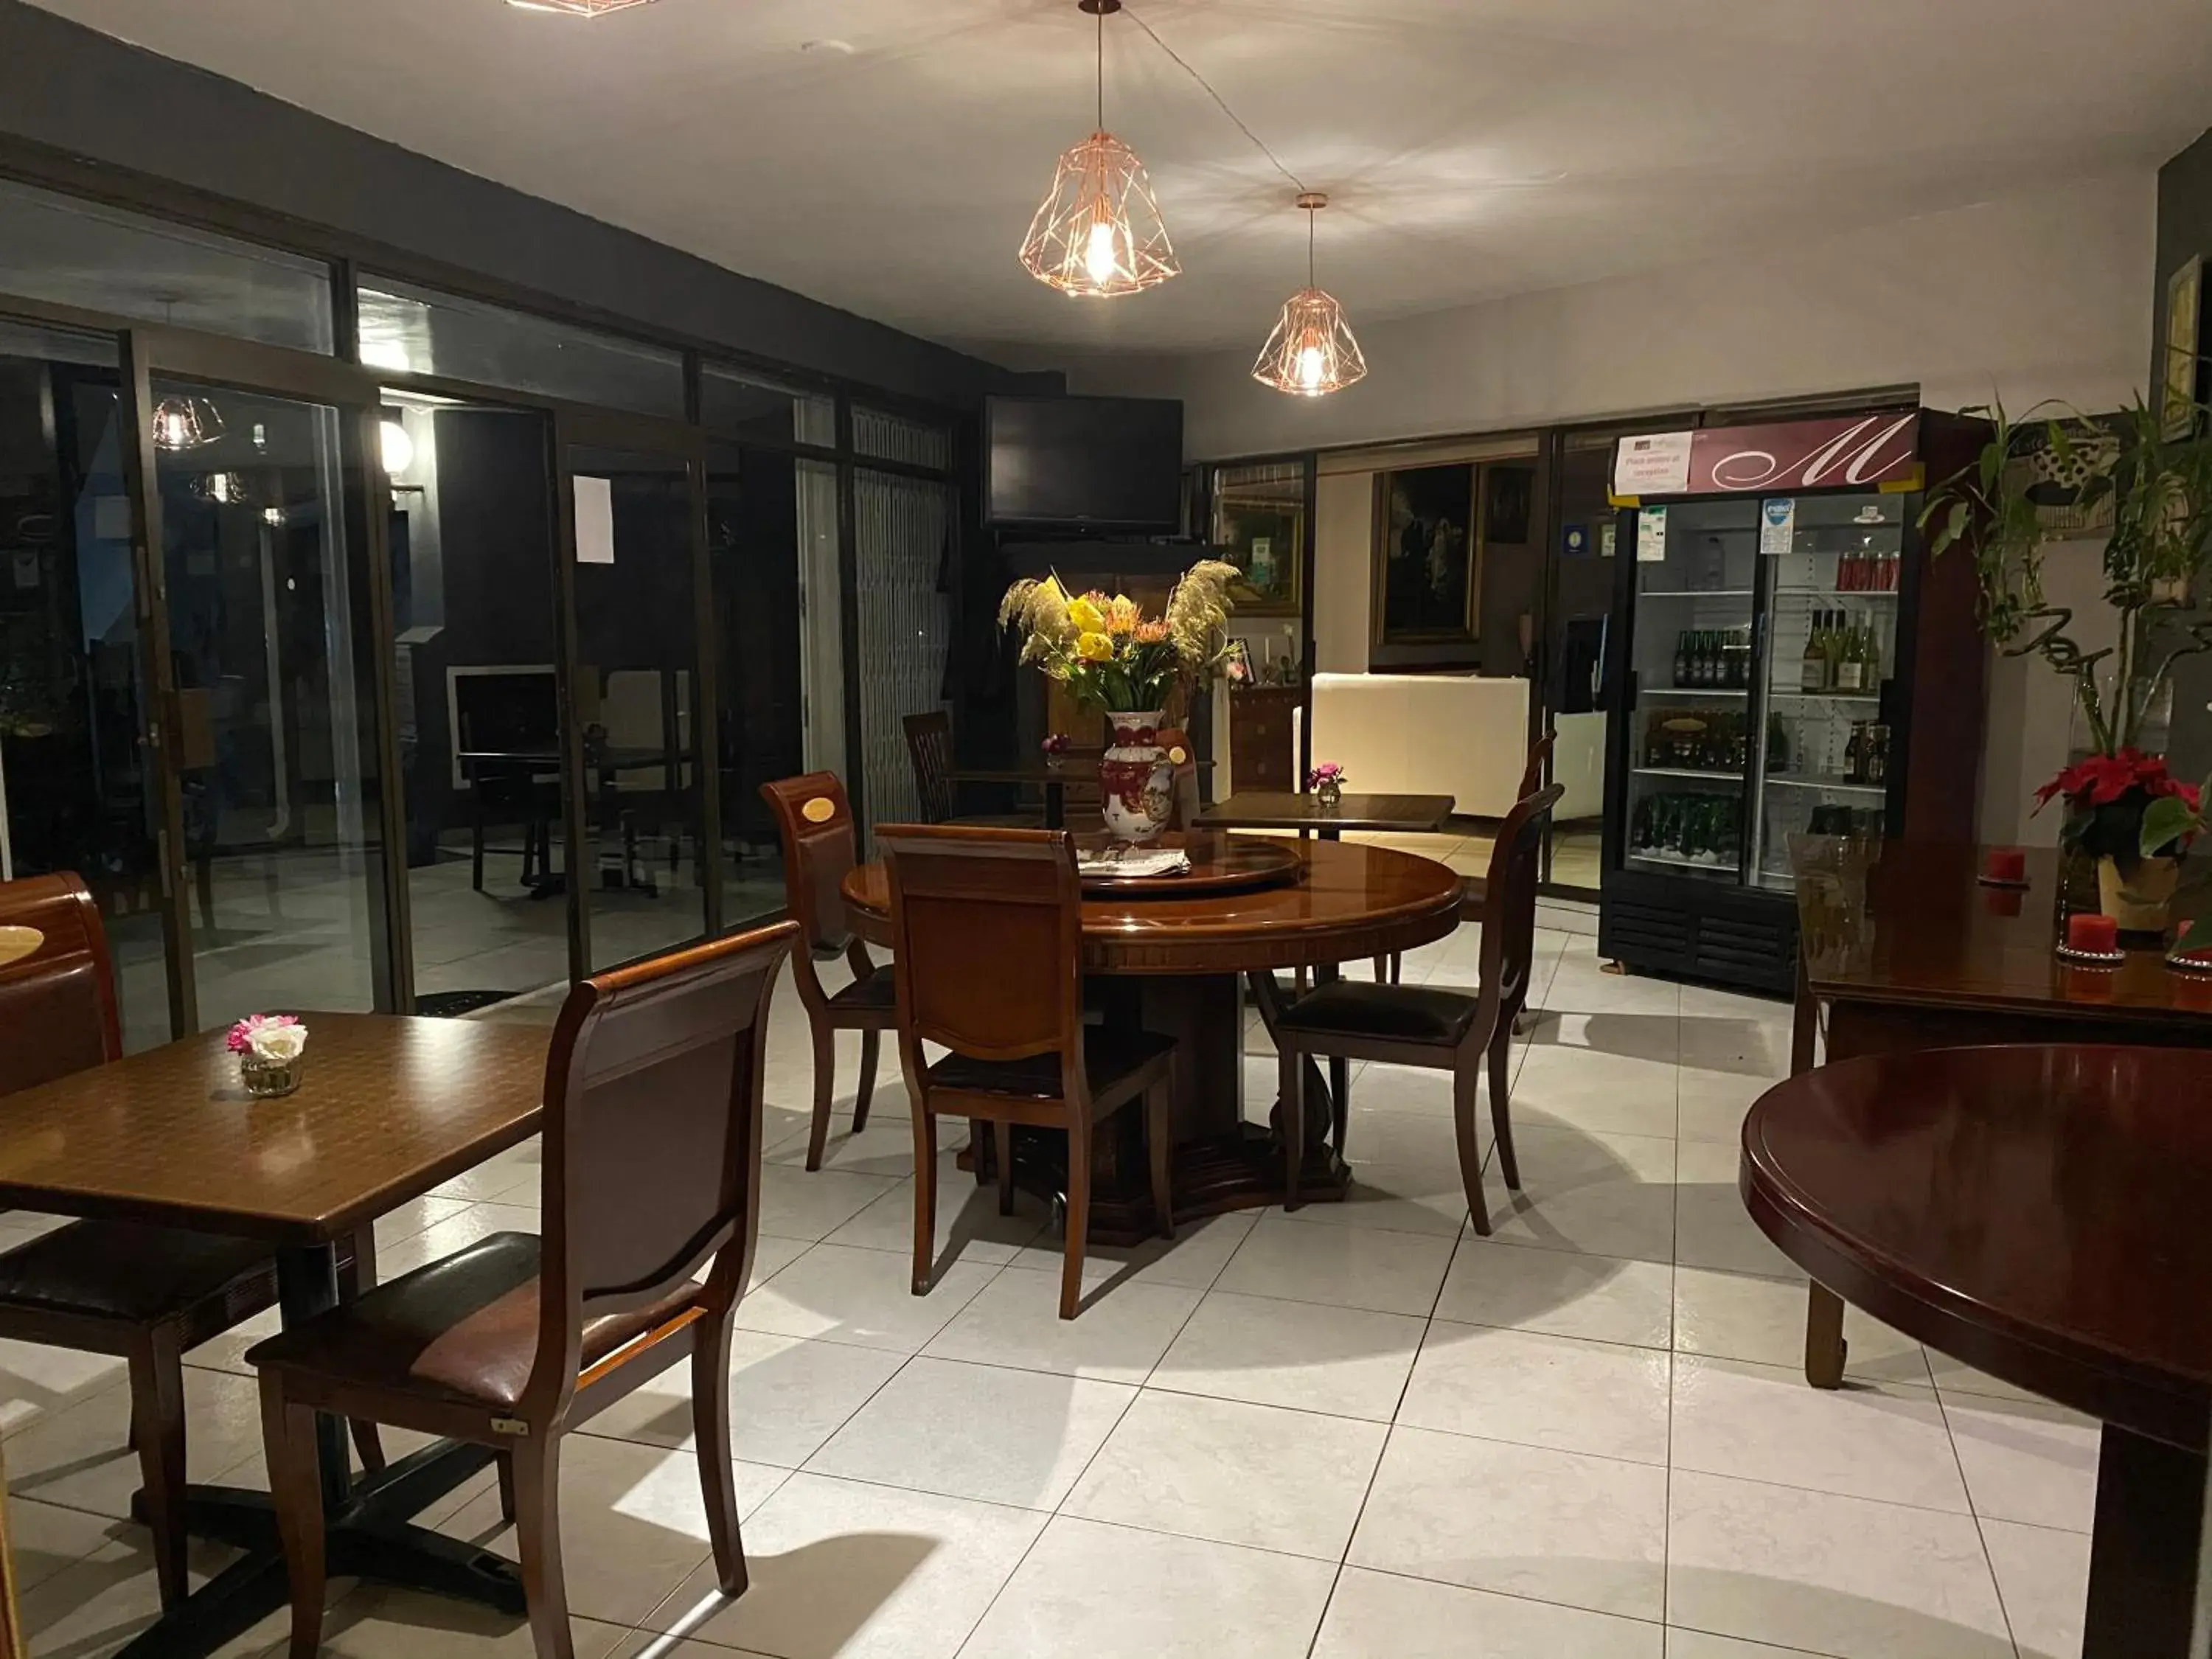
[559,421,712,973]
[0,316,172,1050]
[1537,431,1632,893]
[1619,498,1759,883]
[1750,491,1903,889]
[145,373,394,1033]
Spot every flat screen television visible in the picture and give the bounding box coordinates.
[984,395,1184,532]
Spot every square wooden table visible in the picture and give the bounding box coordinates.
[0,1013,549,1659]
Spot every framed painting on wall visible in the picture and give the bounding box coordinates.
[2163,254,2203,440]
[1211,493,1303,616]
[1371,461,1480,653]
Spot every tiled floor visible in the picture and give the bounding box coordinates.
[1,917,2096,1658]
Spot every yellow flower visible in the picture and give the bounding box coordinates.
[1106,594,1140,636]
[1076,630,1116,663]
[1067,596,1107,634]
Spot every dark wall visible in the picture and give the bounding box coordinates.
[2154,127,2212,793]
[0,0,1057,409]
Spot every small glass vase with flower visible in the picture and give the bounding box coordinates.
[228,1014,309,1099]
[1307,762,1346,810]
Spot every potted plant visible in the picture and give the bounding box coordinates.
[998,562,1241,844]
[1922,397,2212,931]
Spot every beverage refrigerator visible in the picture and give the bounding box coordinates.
[1596,408,1989,993]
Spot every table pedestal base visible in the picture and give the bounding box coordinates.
[118,1433,518,1659]
[2082,1426,2205,1659]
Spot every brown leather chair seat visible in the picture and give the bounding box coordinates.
[249,1232,695,1413]
[0,1220,283,1323]
[929,1028,1175,1099]
[825,964,897,1013]
[1276,982,1479,1044]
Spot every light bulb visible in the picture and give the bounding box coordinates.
[1084,219,1119,288]
[1296,344,1326,392]
[380,419,414,477]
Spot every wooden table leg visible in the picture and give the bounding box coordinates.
[2081,1425,2205,1658]
[1804,1282,1848,1389]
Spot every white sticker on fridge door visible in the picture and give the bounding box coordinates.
[1636,505,1669,563]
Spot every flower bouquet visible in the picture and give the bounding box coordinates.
[1307,762,1346,808]
[228,1014,309,1099]
[1000,563,1241,843]
[2035,751,2202,933]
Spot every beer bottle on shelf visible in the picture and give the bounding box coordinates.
[1673,631,1689,688]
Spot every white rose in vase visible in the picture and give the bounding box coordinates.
[247,1024,308,1065]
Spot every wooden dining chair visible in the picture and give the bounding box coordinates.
[1262,784,1561,1223]
[249,919,799,1659]
[902,711,1041,828]
[879,825,1175,1319]
[0,872,383,1610]
[759,773,894,1169]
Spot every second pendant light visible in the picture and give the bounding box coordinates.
[1253,192,1365,397]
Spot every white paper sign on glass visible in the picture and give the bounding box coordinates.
[1759,498,1796,557]
[1636,505,1669,563]
[573,476,616,565]
[1613,431,1693,495]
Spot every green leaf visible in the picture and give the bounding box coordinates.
[2140,793,2197,857]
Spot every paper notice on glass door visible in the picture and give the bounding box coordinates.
[1613,431,1692,495]
[1635,505,1669,563]
[1759,498,1795,557]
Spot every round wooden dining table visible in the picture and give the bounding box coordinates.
[1740,1044,2212,1659]
[841,832,1464,1239]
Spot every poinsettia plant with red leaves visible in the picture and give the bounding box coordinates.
[2034,748,2205,869]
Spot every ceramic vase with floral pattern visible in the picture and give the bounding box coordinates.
[1098,711,1175,845]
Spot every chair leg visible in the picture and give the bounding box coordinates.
[1453,1060,1492,1237]
[852,1029,880,1136]
[1146,1082,1175,1240]
[690,1310,749,1596]
[1060,1120,1091,1321]
[338,1230,388,1475]
[260,1378,329,1659]
[1487,1024,1521,1192]
[472,793,487,891]
[1329,1055,1350,1129]
[498,1453,519,1523]
[910,1109,939,1296]
[993,1121,1016,1217]
[1280,1041,1305,1214]
[128,1332,189,1610]
[805,1020,837,1172]
[511,1439,576,1659]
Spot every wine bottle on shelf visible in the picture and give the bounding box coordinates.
[1843,722,1865,784]
[1863,619,1882,686]
[1673,630,1688,688]
[1824,611,1846,690]
[1835,616,1866,692]
[1800,612,1826,693]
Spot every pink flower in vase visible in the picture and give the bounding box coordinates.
[1306,762,1346,791]
[226,1012,302,1054]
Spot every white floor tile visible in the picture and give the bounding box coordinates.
[1666,1469,2012,1659]
[1941,1393,2101,1533]
[804,1355,1134,1509]
[1399,1321,1672,1465]
[1214,1215,1455,1317]
[1674,1139,1801,1278]
[956,1514,1336,1659]
[1148,1289,1425,1422]
[734,1242,996,1354]
[641,1472,1044,1659]
[1671,1267,1928,1385]
[1981,1517,2090,1659]
[1275,1158,1471,1237]
[1436,1237,1674,1349]
[921,1264,1201,1383]
[752,1163,901,1244]
[1062,1390,1385,1559]
[1478,1122,1677,1265]
[1511,1045,1679,1139]
[1312,1565,1665,1658]
[1350,1425,1669,1621]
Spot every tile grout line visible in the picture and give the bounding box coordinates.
[1933,1377,2030,1659]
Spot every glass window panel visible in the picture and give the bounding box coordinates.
[568,446,708,971]
[0,178,335,353]
[358,276,684,418]
[153,381,389,1029]
[702,364,835,448]
[855,406,953,472]
[0,318,173,1050]
[383,394,574,1011]
[855,469,953,835]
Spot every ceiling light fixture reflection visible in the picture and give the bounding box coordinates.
[153,393,224,453]
[192,471,247,506]
[380,419,415,477]
[1252,192,1366,398]
[1018,0,1178,298]
[505,0,656,15]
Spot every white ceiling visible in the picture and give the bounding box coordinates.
[29,0,2212,360]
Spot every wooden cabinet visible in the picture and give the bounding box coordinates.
[1229,687,1301,793]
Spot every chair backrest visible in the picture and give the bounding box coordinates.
[527,919,797,1418]
[1517,731,1556,802]
[759,773,865,998]
[1156,728,1201,831]
[902,710,956,824]
[0,873,122,1097]
[1475,783,1562,1029]
[877,824,1088,1099]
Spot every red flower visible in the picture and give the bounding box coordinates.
[2034,749,2187,812]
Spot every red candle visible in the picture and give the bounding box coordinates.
[2066,912,2119,955]
[1983,847,2027,884]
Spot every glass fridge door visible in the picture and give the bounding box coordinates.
[1750,491,1903,889]
[1620,499,1759,885]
